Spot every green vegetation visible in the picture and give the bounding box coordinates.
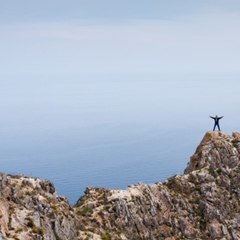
[52,204,58,211]
[32,227,44,236]
[26,218,34,228]
[208,167,216,177]
[12,234,20,240]
[101,233,111,240]
[15,228,23,233]
[195,185,201,192]
[76,206,93,216]
[194,207,203,217]
[188,174,196,183]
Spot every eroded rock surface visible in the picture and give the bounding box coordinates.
[75,131,240,239]
[0,174,78,239]
[1,131,240,239]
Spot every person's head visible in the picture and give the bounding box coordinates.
[216,115,218,118]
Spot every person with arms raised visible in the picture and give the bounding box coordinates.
[210,115,223,131]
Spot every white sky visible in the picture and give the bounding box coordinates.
[1,0,240,75]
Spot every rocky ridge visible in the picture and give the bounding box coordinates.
[1,131,240,239]
[0,174,79,239]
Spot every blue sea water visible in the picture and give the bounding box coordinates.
[0,73,239,205]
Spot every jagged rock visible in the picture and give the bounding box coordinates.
[1,131,240,239]
[0,174,79,240]
[74,131,240,239]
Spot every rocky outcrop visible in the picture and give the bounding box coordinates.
[0,174,79,239]
[1,131,240,239]
[74,131,240,239]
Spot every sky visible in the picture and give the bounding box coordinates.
[1,1,240,203]
[0,0,240,76]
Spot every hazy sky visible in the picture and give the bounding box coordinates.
[1,1,240,203]
[1,0,240,76]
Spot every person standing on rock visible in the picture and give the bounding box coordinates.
[210,115,223,131]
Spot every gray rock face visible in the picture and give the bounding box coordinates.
[75,131,240,239]
[0,174,79,240]
[1,131,240,239]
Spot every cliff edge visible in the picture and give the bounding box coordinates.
[1,131,240,239]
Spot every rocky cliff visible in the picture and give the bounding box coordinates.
[1,131,240,239]
[0,174,79,239]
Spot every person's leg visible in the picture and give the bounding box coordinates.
[213,124,216,131]
[217,123,220,131]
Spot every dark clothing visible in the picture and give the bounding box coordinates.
[210,116,223,131]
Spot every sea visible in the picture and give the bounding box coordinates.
[1,73,239,205]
